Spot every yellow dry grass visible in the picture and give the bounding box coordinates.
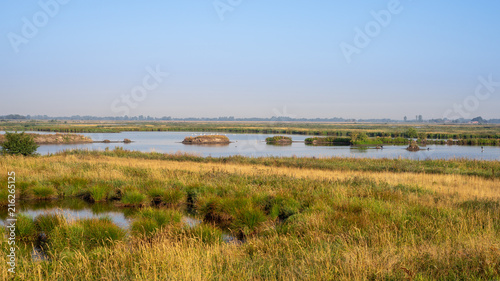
[1,154,499,280]
[4,154,498,201]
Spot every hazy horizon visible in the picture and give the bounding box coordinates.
[1,1,499,119]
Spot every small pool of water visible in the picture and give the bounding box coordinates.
[1,198,238,256]
[0,198,135,229]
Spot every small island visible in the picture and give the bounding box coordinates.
[0,133,93,145]
[182,135,230,145]
[0,133,133,145]
[407,140,420,151]
[305,137,351,146]
[265,136,292,145]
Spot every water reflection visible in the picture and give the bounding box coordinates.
[0,198,134,229]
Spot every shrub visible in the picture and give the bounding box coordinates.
[0,132,39,156]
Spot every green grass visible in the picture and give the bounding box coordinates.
[162,188,186,207]
[89,184,109,202]
[131,208,182,237]
[121,190,146,205]
[14,214,36,242]
[34,213,66,235]
[31,184,57,199]
[49,217,125,253]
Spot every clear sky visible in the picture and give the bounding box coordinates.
[1,1,499,119]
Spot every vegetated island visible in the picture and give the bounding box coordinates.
[305,137,351,146]
[0,133,93,145]
[0,133,133,145]
[94,138,132,144]
[407,140,420,151]
[182,135,230,145]
[265,136,292,145]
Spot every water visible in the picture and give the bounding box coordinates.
[0,198,135,229]
[0,198,237,256]
[1,131,499,160]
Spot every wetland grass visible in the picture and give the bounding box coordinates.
[0,150,499,280]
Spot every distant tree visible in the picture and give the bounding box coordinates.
[407,127,418,139]
[1,132,39,156]
[404,116,407,122]
[418,115,423,122]
[358,132,369,142]
[350,132,359,142]
[471,116,486,123]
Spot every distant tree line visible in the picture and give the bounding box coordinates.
[1,114,499,123]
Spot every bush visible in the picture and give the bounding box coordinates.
[0,132,39,156]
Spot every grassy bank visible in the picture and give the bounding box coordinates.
[1,151,499,280]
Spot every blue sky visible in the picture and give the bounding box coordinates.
[1,1,499,119]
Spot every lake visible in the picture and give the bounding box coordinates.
[2,131,499,160]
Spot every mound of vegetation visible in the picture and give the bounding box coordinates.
[407,140,420,151]
[265,136,292,145]
[0,133,92,145]
[305,137,351,145]
[182,135,230,144]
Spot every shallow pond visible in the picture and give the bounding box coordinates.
[0,198,238,260]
